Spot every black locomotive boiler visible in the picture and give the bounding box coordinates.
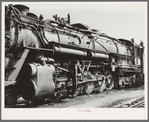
[4,4,144,108]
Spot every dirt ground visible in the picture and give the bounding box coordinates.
[17,85,144,108]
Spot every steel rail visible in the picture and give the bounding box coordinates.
[130,100,145,108]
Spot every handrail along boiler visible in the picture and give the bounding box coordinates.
[5,4,144,108]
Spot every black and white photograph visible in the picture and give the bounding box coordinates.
[1,1,148,120]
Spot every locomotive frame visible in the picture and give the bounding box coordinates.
[3,3,145,109]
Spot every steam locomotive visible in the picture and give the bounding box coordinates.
[5,4,144,108]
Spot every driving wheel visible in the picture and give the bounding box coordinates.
[104,70,114,90]
[5,88,17,108]
[94,71,106,93]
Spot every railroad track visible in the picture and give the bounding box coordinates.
[16,87,145,108]
[129,96,145,108]
[122,96,145,108]
[112,96,145,108]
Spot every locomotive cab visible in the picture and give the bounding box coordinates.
[134,44,142,66]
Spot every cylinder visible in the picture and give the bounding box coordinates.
[27,63,37,76]
[20,63,55,100]
[19,79,35,100]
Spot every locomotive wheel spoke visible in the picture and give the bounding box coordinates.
[97,80,106,93]
[135,73,144,86]
[94,71,106,93]
[84,82,95,94]
[104,70,114,91]
[5,88,17,108]
[73,84,83,97]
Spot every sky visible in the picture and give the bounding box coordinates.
[4,2,147,44]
